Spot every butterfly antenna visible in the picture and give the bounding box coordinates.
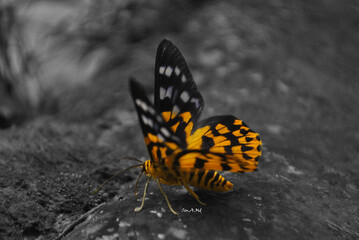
[120,157,143,163]
[134,170,144,199]
[92,164,143,195]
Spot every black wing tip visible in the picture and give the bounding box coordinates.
[157,39,180,55]
[129,76,136,85]
[129,77,138,91]
[129,77,146,98]
[159,39,172,47]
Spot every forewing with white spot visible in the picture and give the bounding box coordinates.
[130,79,184,162]
[154,39,204,144]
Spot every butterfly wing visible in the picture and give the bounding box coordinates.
[170,115,261,173]
[129,79,184,162]
[131,40,261,173]
[154,39,204,144]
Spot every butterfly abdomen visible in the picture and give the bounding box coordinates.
[182,170,233,192]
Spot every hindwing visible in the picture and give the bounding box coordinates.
[171,115,262,173]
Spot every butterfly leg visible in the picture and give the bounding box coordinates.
[155,178,179,215]
[134,171,144,199]
[134,177,151,212]
[179,178,206,206]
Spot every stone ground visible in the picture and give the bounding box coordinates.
[1,0,359,239]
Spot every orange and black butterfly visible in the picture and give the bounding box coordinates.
[95,39,261,215]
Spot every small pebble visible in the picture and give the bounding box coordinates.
[158,233,165,239]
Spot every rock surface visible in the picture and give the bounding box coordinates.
[60,150,359,240]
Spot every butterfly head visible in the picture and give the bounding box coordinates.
[142,160,154,177]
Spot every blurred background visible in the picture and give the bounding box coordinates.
[1,0,359,239]
[1,0,358,168]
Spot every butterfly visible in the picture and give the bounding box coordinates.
[94,39,262,215]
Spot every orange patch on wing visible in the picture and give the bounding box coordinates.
[215,124,230,134]
[162,111,171,122]
[145,134,156,144]
[187,126,210,149]
[160,147,167,158]
[211,135,228,145]
[166,142,179,150]
[234,119,243,125]
[210,146,226,154]
[184,121,194,140]
[212,139,231,147]
[180,112,192,123]
[171,121,180,132]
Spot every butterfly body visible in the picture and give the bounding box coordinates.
[143,159,233,192]
[127,39,261,214]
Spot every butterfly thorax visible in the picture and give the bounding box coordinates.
[143,160,182,185]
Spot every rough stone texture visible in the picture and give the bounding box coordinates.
[1,0,359,239]
[59,150,359,240]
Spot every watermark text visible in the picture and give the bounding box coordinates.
[181,207,202,214]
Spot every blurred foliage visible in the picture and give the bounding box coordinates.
[0,2,55,128]
[52,0,359,86]
[1,0,358,129]
[54,0,210,73]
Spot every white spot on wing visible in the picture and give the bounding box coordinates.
[141,115,147,124]
[135,99,142,106]
[156,115,163,123]
[165,67,173,77]
[165,86,173,98]
[182,75,186,83]
[140,102,148,111]
[159,87,166,100]
[157,134,165,141]
[175,67,180,76]
[180,91,190,102]
[191,98,200,108]
[136,99,146,110]
[141,115,153,127]
[172,135,181,142]
[159,66,166,74]
[160,127,170,137]
[136,98,155,114]
[147,106,155,115]
[172,105,180,117]
[148,118,154,127]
